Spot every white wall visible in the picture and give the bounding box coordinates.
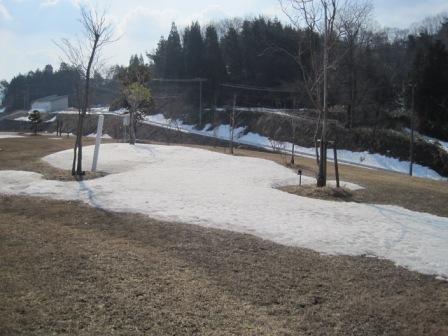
[31,101,51,112]
[50,97,68,112]
[31,96,68,112]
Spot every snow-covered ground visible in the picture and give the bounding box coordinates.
[0,132,24,139]
[55,107,127,116]
[87,133,113,139]
[14,116,29,121]
[144,114,445,180]
[0,143,447,279]
[404,128,448,154]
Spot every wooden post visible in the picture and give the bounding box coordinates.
[409,84,415,176]
[334,145,340,188]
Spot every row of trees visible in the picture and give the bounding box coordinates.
[410,28,448,139]
[2,63,119,112]
[147,9,448,139]
[149,20,297,87]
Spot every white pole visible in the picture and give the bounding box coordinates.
[91,114,104,172]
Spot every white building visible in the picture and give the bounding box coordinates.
[31,95,68,113]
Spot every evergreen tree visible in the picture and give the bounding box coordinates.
[204,26,226,85]
[221,27,243,82]
[413,39,448,139]
[148,36,168,77]
[165,23,183,78]
[28,110,42,135]
[183,22,204,78]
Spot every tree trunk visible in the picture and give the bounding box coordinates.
[76,113,85,175]
[129,110,136,145]
[291,142,295,165]
[317,2,328,187]
[73,35,99,176]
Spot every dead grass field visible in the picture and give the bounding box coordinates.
[1,135,448,335]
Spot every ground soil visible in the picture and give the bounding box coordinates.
[1,135,448,335]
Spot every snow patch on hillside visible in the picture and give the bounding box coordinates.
[144,114,445,180]
[0,143,447,279]
[404,128,448,154]
[14,117,29,121]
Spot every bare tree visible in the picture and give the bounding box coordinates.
[56,6,115,176]
[279,0,337,186]
[229,94,245,155]
[339,0,373,128]
[289,114,300,165]
[279,0,371,186]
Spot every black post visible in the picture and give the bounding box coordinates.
[334,145,340,188]
[317,140,326,187]
[409,85,415,176]
[230,93,237,155]
[199,80,203,127]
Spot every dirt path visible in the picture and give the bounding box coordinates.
[0,135,448,335]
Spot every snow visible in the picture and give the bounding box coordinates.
[143,114,446,180]
[45,116,57,123]
[0,132,24,139]
[15,114,56,122]
[87,133,112,139]
[14,117,29,122]
[0,143,447,279]
[404,128,448,154]
[55,107,127,116]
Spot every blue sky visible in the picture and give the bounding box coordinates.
[1,0,448,81]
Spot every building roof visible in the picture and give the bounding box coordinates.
[32,95,68,103]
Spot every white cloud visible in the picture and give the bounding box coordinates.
[197,5,229,24]
[0,29,59,80]
[0,1,12,21]
[40,0,60,7]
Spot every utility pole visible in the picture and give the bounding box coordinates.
[409,84,415,176]
[291,97,297,165]
[317,1,328,187]
[230,93,237,155]
[199,80,203,127]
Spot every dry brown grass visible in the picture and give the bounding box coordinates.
[1,135,448,335]
[1,195,448,336]
[0,135,110,181]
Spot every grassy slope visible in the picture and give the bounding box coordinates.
[0,135,447,335]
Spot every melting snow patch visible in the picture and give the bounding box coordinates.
[143,114,445,181]
[14,117,29,121]
[87,133,112,139]
[0,143,447,279]
[0,132,24,139]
